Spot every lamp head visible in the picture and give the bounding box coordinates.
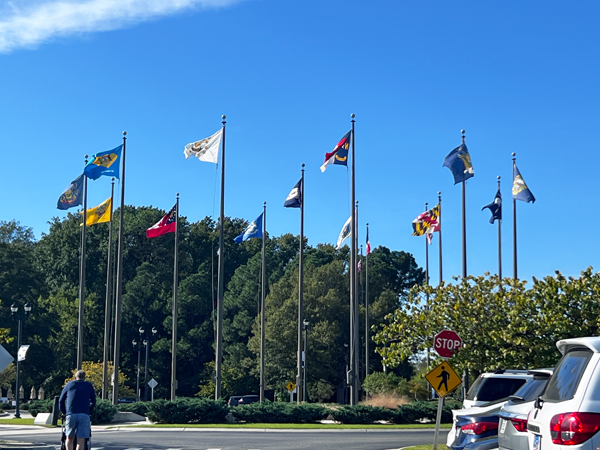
[23,303,31,314]
[139,326,145,335]
[10,304,17,314]
[151,326,157,335]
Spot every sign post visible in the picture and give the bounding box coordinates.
[286,382,296,403]
[429,330,463,450]
[148,378,158,402]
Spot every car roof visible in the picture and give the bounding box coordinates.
[556,337,600,354]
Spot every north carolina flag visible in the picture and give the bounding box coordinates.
[321,131,351,172]
[147,204,177,238]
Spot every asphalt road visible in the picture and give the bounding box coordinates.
[1,426,441,450]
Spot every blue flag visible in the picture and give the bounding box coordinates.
[482,189,502,223]
[512,164,535,203]
[84,145,122,180]
[284,179,302,208]
[443,143,474,184]
[57,174,84,210]
[234,213,264,243]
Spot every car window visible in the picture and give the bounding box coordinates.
[467,377,527,402]
[510,375,550,401]
[543,349,592,402]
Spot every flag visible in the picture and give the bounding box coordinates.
[234,212,264,243]
[412,204,440,242]
[443,144,474,184]
[336,216,351,249]
[358,259,362,272]
[366,228,371,255]
[284,179,302,208]
[184,129,222,163]
[57,174,84,210]
[82,197,111,226]
[321,131,351,172]
[482,189,502,223]
[512,165,535,203]
[84,145,122,180]
[147,204,177,238]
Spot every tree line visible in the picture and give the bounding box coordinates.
[0,209,424,402]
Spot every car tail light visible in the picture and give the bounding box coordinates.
[550,413,600,445]
[461,421,499,435]
[510,417,528,432]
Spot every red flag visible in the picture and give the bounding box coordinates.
[147,204,177,238]
[366,228,371,255]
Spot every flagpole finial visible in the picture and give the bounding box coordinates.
[351,113,355,119]
[111,177,115,183]
[461,129,466,143]
[222,115,226,120]
[264,201,266,206]
[176,192,180,198]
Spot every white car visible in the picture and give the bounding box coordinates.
[527,337,600,450]
[465,370,533,409]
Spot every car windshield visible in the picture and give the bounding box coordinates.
[543,349,592,402]
[510,375,551,402]
[466,377,528,402]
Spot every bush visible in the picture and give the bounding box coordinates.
[146,398,229,424]
[363,372,409,396]
[90,399,117,424]
[328,405,393,424]
[391,400,458,424]
[28,399,54,417]
[230,402,328,424]
[117,401,149,416]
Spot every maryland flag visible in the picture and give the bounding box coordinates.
[82,197,112,226]
[412,204,440,241]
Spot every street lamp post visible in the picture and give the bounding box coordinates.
[132,337,142,402]
[303,319,309,402]
[10,302,31,419]
[142,326,157,402]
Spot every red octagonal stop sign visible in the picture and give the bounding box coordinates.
[434,330,462,358]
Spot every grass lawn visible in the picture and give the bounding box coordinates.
[0,418,36,425]
[124,423,452,429]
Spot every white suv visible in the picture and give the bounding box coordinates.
[527,337,600,450]
[464,370,533,409]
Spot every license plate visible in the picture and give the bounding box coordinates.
[499,418,507,434]
[533,434,541,450]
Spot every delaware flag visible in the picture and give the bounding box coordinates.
[321,131,351,172]
[84,145,122,180]
[482,190,502,223]
[184,129,222,164]
[82,197,111,226]
[147,204,177,238]
[336,216,351,249]
[57,174,84,210]
[284,179,302,208]
[443,144,474,184]
[512,165,535,203]
[235,213,264,243]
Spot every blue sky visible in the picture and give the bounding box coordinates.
[1,0,598,285]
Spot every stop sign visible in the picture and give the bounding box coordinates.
[434,330,462,358]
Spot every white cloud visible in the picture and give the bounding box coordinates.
[0,0,241,53]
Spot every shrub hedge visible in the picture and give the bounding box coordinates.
[28,399,54,417]
[230,401,329,423]
[90,399,118,424]
[117,401,149,417]
[146,398,229,424]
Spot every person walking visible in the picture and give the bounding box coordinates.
[59,370,96,450]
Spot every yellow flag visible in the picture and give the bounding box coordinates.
[81,197,112,226]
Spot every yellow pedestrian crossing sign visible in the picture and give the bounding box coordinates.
[286,381,296,392]
[425,360,462,397]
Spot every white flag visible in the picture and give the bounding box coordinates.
[17,345,30,362]
[336,216,352,250]
[184,128,222,163]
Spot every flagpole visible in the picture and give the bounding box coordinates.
[497,176,502,280]
[425,202,429,286]
[102,178,115,399]
[365,223,369,382]
[350,113,358,405]
[215,115,226,400]
[355,200,360,390]
[260,202,266,403]
[461,130,467,279]
[512,153,517,280]
[170,194,180,400]
[296,164,305,404]
[112,131,127,405]
[77,156,89,371]
[438,191,443,284]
